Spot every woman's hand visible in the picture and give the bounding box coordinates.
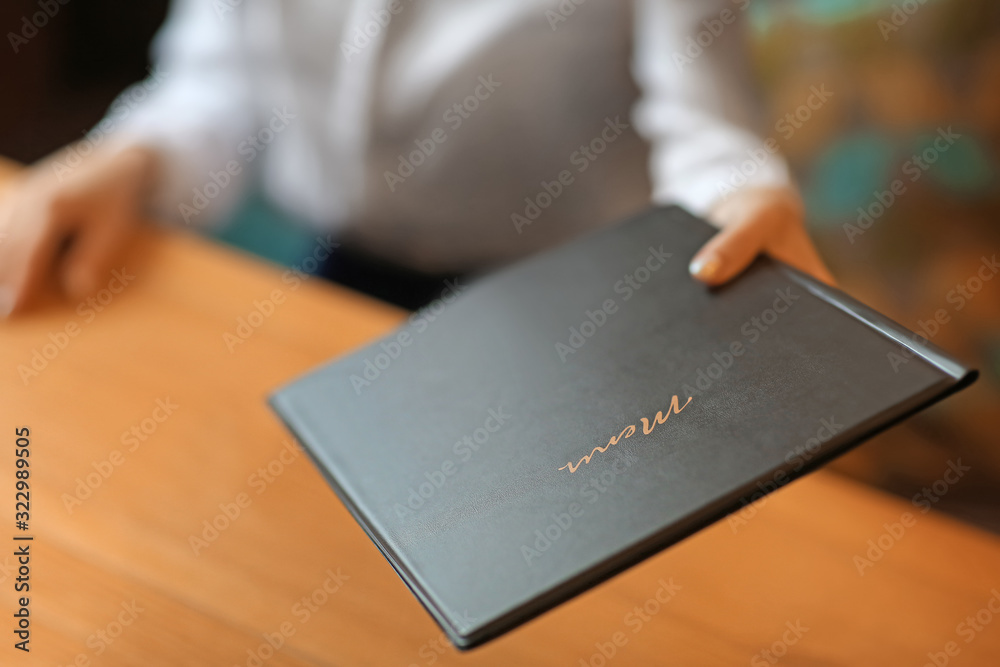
[0,143,159,316]
[689,186,835,287]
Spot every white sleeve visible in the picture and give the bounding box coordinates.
[100,0,257,227]
[631,0,792,215]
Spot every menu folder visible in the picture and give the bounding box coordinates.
[269,206,976,649]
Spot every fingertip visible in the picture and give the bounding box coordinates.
[689,255,722,284]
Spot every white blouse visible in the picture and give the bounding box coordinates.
[104,0,790,271]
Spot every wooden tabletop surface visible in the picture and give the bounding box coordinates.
[1,173,1000,665]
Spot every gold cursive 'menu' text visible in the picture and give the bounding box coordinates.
[558,396,693,473]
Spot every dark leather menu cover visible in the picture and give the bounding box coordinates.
[268,206,976,649]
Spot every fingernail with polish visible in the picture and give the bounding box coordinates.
[689,255,720,281]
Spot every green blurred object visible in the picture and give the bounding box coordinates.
[803,132,897,227]
[208,192,319,270]
[909,130,997,196]
[748,0,939,31]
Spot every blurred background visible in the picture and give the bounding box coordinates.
[1,0,997,529]
[747,0,1000,532]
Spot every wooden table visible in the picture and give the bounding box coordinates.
[1,200,1000,665]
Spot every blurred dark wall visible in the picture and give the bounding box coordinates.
[0,0,168,163]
